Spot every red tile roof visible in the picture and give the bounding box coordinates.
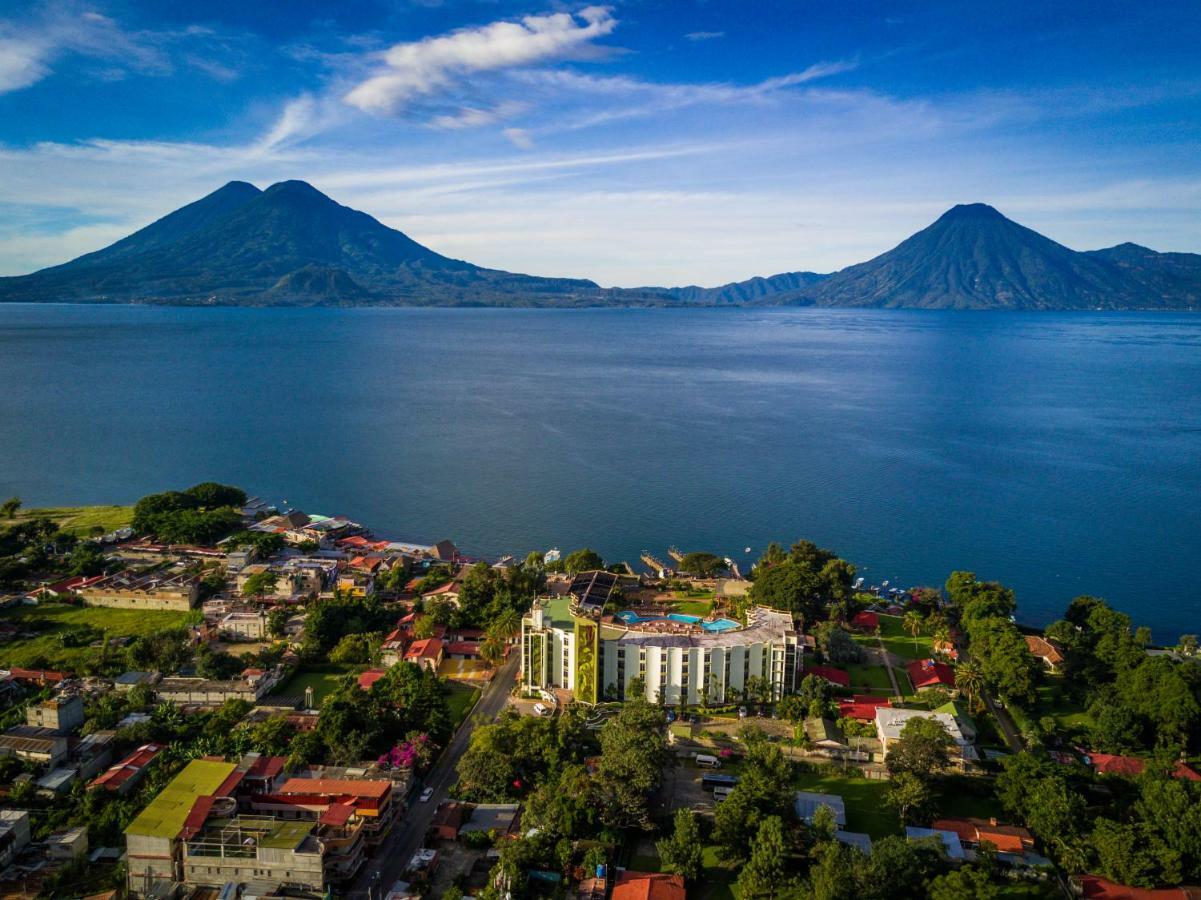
[1025,635,1065,665]
[444,641,481,657]
[611,872,686,900]
[89,743,163,791]
[319,801,356,827]
[907,658,956,690]
[931,817,1033,854]
[406,638,444,661]
[850,611,879,630]
[180,796,216,840]
[245,756,285,781]
[1089,753,1145,777]
[277,777,391,800]
[806,666,851,688]
[358,669,388,690]
[838,695,892,721]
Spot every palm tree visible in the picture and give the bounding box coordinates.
[933,623,952,654]
[903,610,924,653]
[955,660,984,712]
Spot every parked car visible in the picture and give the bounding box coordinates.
[420,787,434,803]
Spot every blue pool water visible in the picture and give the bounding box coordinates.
[616,611,742,632]
[1,304,1199,640]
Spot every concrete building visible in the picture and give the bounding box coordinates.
[78,570,199,611]
[0,726,69,767]
[25,694,85,734]
[156,667,283,706]
[0,810,31,867]
[218,609,269,641]
[522,583,800,705]
[874,707,975,764]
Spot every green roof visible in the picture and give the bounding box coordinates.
[542,595,576,630]
[261,820,314,850]
[125,759,238,840]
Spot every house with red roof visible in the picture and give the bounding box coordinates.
[405,638,445,673]
[907,658,956,691]
[1085,752,1201,782]
[89,742,163,795]
[806,666,851,688]
[444,641,482,659]
[850,611,879,631]
[931,817,1034,855]
[837,694,892,721]
[252,775,399,845]
[611,871,686,900]
[1025,635,1065,671]
[358,669,388,691]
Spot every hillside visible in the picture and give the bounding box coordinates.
[771,204,1200,310]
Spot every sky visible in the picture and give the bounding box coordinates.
[1,0,1199,286]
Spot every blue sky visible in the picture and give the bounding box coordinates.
[1,0,1199,285]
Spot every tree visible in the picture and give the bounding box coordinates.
[885,716,956,779]
[736,816,789,898]
[927,867,999,900]
[1091,819,1181,888]
[714,740,793,860]
[807,840,859,900]
[813,621,862,664]
[903,610,924,653]
[657,808,703,882]
[594,696,668,828]
[0,497,20,518]
[1177,634,1199,657]
[242,570,278,599]
[954,660,984,712]
[267,607,289,638]
[184,482,247,509]
[886,771,931,825]
[329,632,377,665]
[794,673,837,720]
[965,617,1037,706]
[523,765,594,839]
[563,547,604,574]
[678,552,726,577]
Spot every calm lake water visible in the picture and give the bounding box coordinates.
[1,304,1198,640]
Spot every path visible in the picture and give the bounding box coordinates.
[347,654,520,899]
[871,632,903,697]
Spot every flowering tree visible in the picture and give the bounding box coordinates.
[377,732,434,771]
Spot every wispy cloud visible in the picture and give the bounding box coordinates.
[685,31,724,42]
[344,6,618,115]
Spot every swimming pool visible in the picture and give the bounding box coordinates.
[616,611,741,632]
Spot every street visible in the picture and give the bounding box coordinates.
[346,654,520,899]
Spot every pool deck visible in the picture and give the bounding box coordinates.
[607,606,795,648]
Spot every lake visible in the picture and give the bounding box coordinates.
[1,303,1198,640]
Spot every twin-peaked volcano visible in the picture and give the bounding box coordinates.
[1,185,1197,309]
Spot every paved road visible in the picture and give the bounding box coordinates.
[347,655,519,899]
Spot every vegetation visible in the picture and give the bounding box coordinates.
[131,482,246,544]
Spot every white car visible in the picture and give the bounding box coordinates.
[419,787,434,803]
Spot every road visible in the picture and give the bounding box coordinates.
[347,654,520,899]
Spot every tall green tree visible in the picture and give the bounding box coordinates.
[657,808,703,882]
[885,716,956,780]
[736,816,790,899]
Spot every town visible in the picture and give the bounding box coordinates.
[0,486,1198,900]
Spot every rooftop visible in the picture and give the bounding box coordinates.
[125,759,238,839]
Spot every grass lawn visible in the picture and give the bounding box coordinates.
[12,505,134,536]
[1031,677,1092,730]
[270,665,359,704]
[0,603,188,669]
[874,614,935,661]
[693,845,738,900]
[793,770,898,839]
[671,598,715,616]
[935,775,1007,821]
[845,664,895,692]
[445,682,480,728]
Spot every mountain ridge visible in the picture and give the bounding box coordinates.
[0,186,1197,309]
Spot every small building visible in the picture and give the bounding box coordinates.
[404,638,445,673]
[218,609,269,641]
[1024,635,1064,671]
[835,831,873,855]
[1075,875,1201,899]
[875,707,972,763]
[25,694,85,734]
[906,658,956,691]
[113,671,158,692]
[850,611,879,631]
[0,810,31,867]
[358,669,388,691]
[0,725,69,767]
[611,871,686,900]
[459,804,520,839]
[793,791,847,827]
[90,743,164,795]
[430,802,466,841]
[806,666,851,688]
[931,817,1035,855]
[45,826,89,861]
[803,718,848,752]
[36,765,79,795]
[78,570,200,612]
[838,694,892,722]
[905,826,967,860]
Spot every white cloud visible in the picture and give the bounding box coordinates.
[428,100,527,130]
[503,127,534,149]
[685,31,724,41]
[344,6,618,114]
